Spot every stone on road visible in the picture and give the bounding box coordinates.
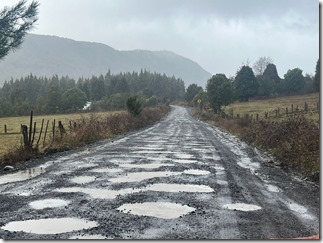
[0,106,319,239]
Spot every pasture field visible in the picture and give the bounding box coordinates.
[223,93,320,122]
[0,111,121,157]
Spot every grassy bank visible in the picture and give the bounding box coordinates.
[0,105,170,166]
[195,93,320,182]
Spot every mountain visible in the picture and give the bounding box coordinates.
[0,34,211,88]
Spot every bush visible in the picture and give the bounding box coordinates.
[126,96,143,117]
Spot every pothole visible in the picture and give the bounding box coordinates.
[223,203,262,212]
[90,168,123,173]
[145,183,214,193]
[119,163,174,169]
[174,154,195,159]
[117,202,195,219]
[1,218,98,234]
[183,169,210,175]
[172,159,198,164]
[0,167,45,185]
[55,187,142,199]
[109,171,182,183]
[29,198,70,210]
[70,176,96,184]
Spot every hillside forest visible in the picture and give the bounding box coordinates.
[0,70,185,117]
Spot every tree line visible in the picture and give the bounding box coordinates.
[186,58,320,114]
[0,70,185,117]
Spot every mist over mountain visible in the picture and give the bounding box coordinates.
[0,34,211,88]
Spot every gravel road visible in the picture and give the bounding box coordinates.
[0,106,319,239]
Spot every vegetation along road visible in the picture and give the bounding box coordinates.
[0,106,319,239]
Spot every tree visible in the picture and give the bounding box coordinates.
[234,66,259,102]
[252,56,273,76]
[282,68,304,94]
[45,85,62,114]
[126,95,142,117]
[206,74,234,113]
[185,84,203,103]
[61,87,87,112]
[314,59,320,92]
[0,0,39,60]
[257,63,281,96]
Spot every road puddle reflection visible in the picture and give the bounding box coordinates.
[145,183,214,193]
[70,176,96,184]
[1,218,98,234]
[29,198,70,209]
[117,202,195,219]
[172,159,198,164]
[0,167,45,185]
[90,168,123,173]
[223,203,262,212]
[119,163,174,169]
[109,171,182,183]
[55,187,142,199]
[183,169,210,175]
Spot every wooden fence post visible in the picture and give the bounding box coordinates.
[36,119,44,146]
[58,121,66,138]
[291,104,294,113]
[52,119,56,140]
[28,111,33,146]
[43,120,49,145]
[21,125,30,148]
[256,114,259,121]
[4,125,7,134]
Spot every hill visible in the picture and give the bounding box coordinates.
[0,34,211,87]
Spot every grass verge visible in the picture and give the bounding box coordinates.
[194,108,319,184]
[0,105,170,166]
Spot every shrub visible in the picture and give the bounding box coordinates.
[126,95,143,117]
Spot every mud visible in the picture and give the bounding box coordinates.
[0,106,319,240]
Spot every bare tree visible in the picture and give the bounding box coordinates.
[252,56,273,76]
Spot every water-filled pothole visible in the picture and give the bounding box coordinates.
[109,171,182,183]
[0,167,45,185]
[55,187,142,199]
[1,218,98,234]
[70,176,96,184]
[223,203,262,212]
[29,198,70,210]
[183,169,210,175]
[145,183,214,193]
[90,168,123,173]
[172,159,198,164]
[119,163,174,169]
[117,202,195,219]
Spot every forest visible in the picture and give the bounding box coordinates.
[0,70,185,117]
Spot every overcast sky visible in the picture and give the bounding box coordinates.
[0,0,320,78]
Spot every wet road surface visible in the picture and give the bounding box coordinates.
[0,106,319,239]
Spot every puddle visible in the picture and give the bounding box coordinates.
[117,202,195,219]
[223,203,262,212]
[287,202,314,220]
[1,218,98,234]
[145,183,214,193]
[70,176,96,184]
[266,184,280,192]
[213,166,225,170]
[0,167,45,185]
[217,180,228,185]
[90,168,123,173]
[29,198,70,210]
[109,171,182,183]
[119,163,174,169]
[172,159,198,164]
[174,154,195,159]
[183,169,210,175]
[55,187,142,199]
[69,234,108,239]
[237,157,260,172]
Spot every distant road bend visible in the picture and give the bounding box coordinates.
[0,106,319,239]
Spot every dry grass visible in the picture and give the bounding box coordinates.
[223,93,319,122]
[195,93,320,182]
[0,106,170,165]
